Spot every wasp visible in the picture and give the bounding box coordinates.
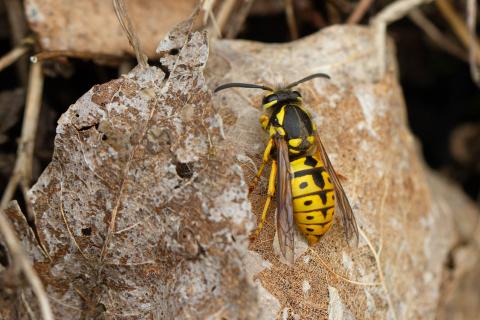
[214,74,358,264]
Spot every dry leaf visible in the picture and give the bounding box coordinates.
[209,26,480,319]
[2,19,258,319]
[25,0,196,58]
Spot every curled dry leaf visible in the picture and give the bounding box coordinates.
[208,26,480,318]
[1,20,258,319]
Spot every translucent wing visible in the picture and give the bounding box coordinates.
[275,136,295,264]
[314,131,359,244]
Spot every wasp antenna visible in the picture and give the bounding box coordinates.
[214,82,273,93]
[285,73,331,89]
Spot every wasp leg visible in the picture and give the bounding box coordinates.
[249,138,274,194]
[251,160,277,241]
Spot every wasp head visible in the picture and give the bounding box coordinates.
[262,89,302,109]
[213,73,330,108]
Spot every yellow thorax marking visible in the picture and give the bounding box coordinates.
[259,115,269,129]
[288,138,302,147]
[276,106,286,125]
[263,100,277,109]
[269,125,285,137]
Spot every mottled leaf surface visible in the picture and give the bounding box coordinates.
[3,24,257,319]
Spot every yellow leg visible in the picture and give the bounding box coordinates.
[249,138,274,194]
[251,160,277,241]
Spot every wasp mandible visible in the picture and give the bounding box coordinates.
[214,74,359,264]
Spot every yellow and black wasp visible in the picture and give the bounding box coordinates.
[214,74,358,264]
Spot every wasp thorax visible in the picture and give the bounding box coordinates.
[262,90,302,109]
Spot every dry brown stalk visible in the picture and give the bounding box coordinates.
[371,0,434,78]
[215,0,236,36]
[1,62,44,212]
[202,0,222,37]
[409,9,469,62]
[31,50,124,64]
[4,0,29,84]
[285,0,299,39]
[0,206,54,320]
[466,0,479,86]
[0,44,30,73]
[112,0,148,68]
[436,0,480,65]
[347,0,374,24]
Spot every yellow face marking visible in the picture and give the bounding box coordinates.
[263,100,277,109]
[307,136,314,144]
[288,138,302,148]
[289,149,300,154]
[276,127,285,136]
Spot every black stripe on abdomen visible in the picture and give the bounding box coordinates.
[294,167,327,190]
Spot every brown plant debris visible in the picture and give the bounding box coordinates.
[24,0,196,58]
[1,18,258,319]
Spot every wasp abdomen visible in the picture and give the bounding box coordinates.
[290,155,335,245]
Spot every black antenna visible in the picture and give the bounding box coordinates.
[285,73,330,89]
[214,82,273,93]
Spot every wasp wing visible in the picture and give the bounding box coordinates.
[275,136,295,264]
[314,131,359,244]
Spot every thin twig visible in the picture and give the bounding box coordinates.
[0,44,30,73]
[0,206,53,320]
[359,228,398,320]
[112,0,148,68]
[371,0,434,78]
[466,0,479,86]
[347,0,374,24]
[31,50,123,64]
[327,0,354,14]
[1,62,44,210]
[209,9,223,38]
[436,0,480,65]
[202,0,216,25]
[202,0,222,38]
[409,9,469,62]
[4,0,29,85]
[215,0,236,37]
[223,0,255,38]
[285,0,299,40]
